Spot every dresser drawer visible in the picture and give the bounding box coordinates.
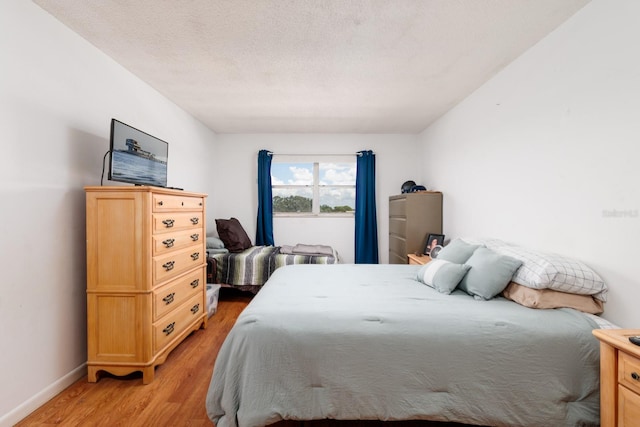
[389,198,406,217]
[618,384,640,427]
[389,234,407,257]
[153,245,204,285]
[619,352,640,396]
[153,194,204,212]
[154,292,204,353]
[153,268,205,320]
[153,212,204,233]
[153,228,204,256]
[389,217,407,237]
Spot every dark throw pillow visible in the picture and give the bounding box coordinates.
[215,218,252,253]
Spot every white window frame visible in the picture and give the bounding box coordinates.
[271,155,356,218]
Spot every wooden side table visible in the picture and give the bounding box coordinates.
[407,253,430,265]
[592,328,640,427]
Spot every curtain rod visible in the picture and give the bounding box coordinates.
[266,151,373,157]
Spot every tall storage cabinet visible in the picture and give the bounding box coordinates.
[389,192,442,264]
[85,186,207,384]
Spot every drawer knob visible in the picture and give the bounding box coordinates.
[191,252,200,261]
[162,261,175,271]
[190,279,200,288]
[158,201,164,206]
[632,372,640,381]
[190,233,199,241]
[190,217,199,225]
[163,293,175,305]
[163,322,175,336]
[162,219,175,228]
[191,303,200,314]
[162,238,175,248]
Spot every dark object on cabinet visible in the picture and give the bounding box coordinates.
[401,180,416,193]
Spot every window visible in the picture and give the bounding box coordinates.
[271,159,356,216]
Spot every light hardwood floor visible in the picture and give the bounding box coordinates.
[16,289,252,427]
[17,289,478,427]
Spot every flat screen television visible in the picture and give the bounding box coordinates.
[108,119,168,187]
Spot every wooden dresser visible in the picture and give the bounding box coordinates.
[592,328,640,427]
[85,186,207,384]
[389,192,442,264]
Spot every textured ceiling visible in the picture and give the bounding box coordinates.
[33,0,589,133]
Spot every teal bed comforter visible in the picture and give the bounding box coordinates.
[206,264,600,427]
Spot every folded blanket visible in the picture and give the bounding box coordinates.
[279,245,294,254]
[278,244,334,256]
[292,244,334,256]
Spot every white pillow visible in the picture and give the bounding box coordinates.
[460,237,506,250]
[502,246,607,301]
[463,237,607,302]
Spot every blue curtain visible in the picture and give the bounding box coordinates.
[355,150,379,264]
[256,149,274,246]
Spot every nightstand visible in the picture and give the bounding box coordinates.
[592,328,640,427]
[407,253,430,265]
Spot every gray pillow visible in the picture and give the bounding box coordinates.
[437,238,481,263]
[459,247,523,300]
[206,236,225,249]
[416,259,471,294]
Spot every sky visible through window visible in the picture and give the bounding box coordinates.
[271,163,314,185]
[272,162,356,213]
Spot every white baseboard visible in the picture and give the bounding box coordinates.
[0,363,87,427]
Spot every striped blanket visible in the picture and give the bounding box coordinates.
[212,246,337,291]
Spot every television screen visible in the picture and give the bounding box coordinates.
[108,119,168,187]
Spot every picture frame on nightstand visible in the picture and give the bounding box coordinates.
[423,233,445,255]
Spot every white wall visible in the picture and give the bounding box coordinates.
[0,2,217,425]
[419,0,640,328]
[212,134,421,263]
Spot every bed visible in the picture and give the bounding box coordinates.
[209,218,339,293]
[208,245,338,294]
[206,262,606,427]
